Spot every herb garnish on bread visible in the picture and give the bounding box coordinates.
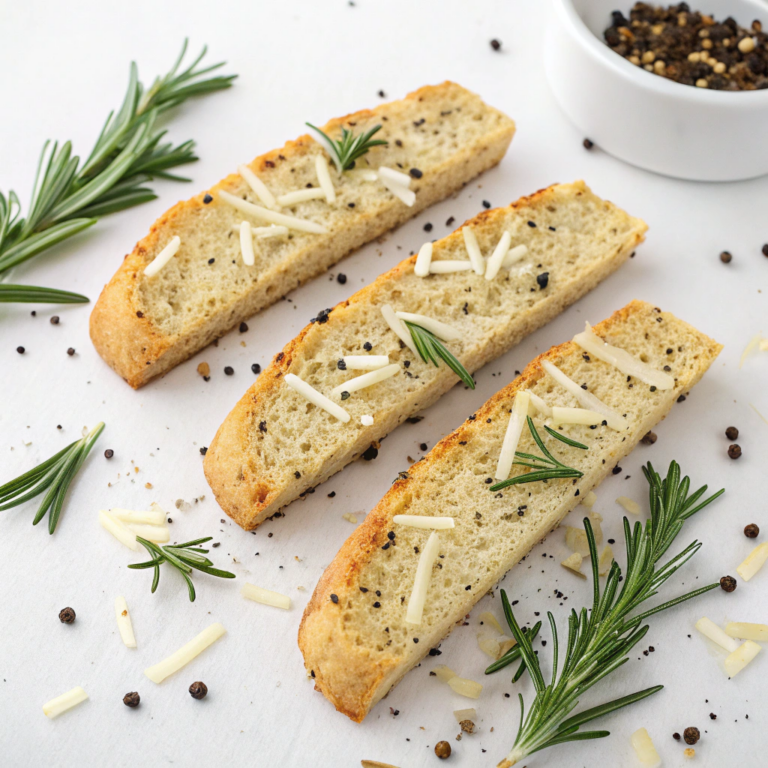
[89,82,515,387]
[298,300,721,722]
[204,182,647,530]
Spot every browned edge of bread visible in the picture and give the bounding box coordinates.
[297,300,722,722]
[89,82,515,388]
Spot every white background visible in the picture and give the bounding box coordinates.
[1,1,767,766]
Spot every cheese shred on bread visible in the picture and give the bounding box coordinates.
[298,300,721,722]
[204,181,647,530]
[89,82,515,388]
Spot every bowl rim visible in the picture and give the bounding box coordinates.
[552,0,768,102]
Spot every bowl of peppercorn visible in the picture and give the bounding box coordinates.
[544,0,768,180]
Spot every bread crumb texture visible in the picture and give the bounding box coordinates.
[89,82,515,387]
[298,300,721,722]
[205,181,647,529]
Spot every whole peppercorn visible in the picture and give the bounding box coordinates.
[239,322,248,333]
[673,732,681,741]
[50,316,60,325]
[728,444,742,460]
[745,523,760,538]
[435,740,452,759]
[67,347,75,356]
[224,366,234,376]
[725,426,739,440]
[336,273,347,285]
[763,244,768,257]
[189,681,208,699]
[490,39,501,51]
[123,692,140,708]
[16,346,25,354]
[104,449,114,459]
[720,575,737,592]
[58,607,76,624]
[719,250,732,263]
[583,138,594,150]
[641,431,657,445]
[251,363,261,374]
[683,727,700,745]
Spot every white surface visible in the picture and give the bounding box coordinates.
[1,1,767,767]
[545,0,768,181]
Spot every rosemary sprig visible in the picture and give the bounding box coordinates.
[490,417,586,490]
[0,40,235,297]
[129,536,236,602]
[495,460,724,767]
[404,321,475,389]
[306,123,388,172]
[0,284,89,304]
[0,422,104,533]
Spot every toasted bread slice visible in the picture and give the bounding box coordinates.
[90,82,515,388]
[204,182,647,530]
[298,300,721,722]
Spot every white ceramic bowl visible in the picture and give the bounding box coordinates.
[544,0,768,181]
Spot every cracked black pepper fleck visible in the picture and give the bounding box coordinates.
[239,322,248,333]
[482,200,491,209]
[189,681,208,700]
[409,168,423,179]
[203,194,213,204]
[123,692,140,708]
[536,272,549,290]
[337,359,347,370]
[199,447,208,456]
[330,594,339,604]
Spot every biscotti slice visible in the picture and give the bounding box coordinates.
[89,82,515,388]
[298,300,721,722]
[204,181,647,530]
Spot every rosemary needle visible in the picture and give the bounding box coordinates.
[404,321,475,389]
[491,417,586,490]
[129,536,236,602]
[495,460,724,767]
[0,40,236,303]
[306,123,388,173]
[0,422,104,533]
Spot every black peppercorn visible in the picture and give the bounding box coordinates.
[536,272,549,290]
[189,681,208,699]
[16,346,25,354]
[67,347,75,356]
[673,732,681,741]
[583,138,594,150]
[435,740,452,758]
[336,273,347,284]
[224,366,234,376]
[762,244,768,257]
[725,426,739,440]
[59,607,76,624]
[239,322,248,333]
[330,593,339,604]
[251,363,261,374]
[490,39,501,51]
[728,444,742,459]
[720,250,732,263]
[641,431,657,445]
[423,222,433,232]
[340,391,350,401]
[482,200,491,209]
[683,727,700,745]
[203,194,213,204]
[123,692,140,708]
[409,168,423,179]
[50,316,60,325]
[104,449,114,459]
[720,575,737,592]
[745,523,760,538]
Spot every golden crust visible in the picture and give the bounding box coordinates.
[89,81,515,388]
[297,300,722,722]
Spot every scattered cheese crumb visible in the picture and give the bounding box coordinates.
[695,617,739,652]
[582,491,597,508]
[447,676,482,699]
[115,596,137,648]
[43,687,88,719]
[241,583,291,610]
[616,496,641,515]
[144,236,180,278]
[405,531,441,625]
[737,542,768,581]
[725,622,768,641]
[361,415,374,427]
[630,727,661,767]
[478,611,503,634]
[144,623,227,684]
[561,552,586,578]
[342,513,358,524]
[725,640,761,677]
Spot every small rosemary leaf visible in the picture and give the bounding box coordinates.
[0,285,90,304]
[544,425,589,450]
